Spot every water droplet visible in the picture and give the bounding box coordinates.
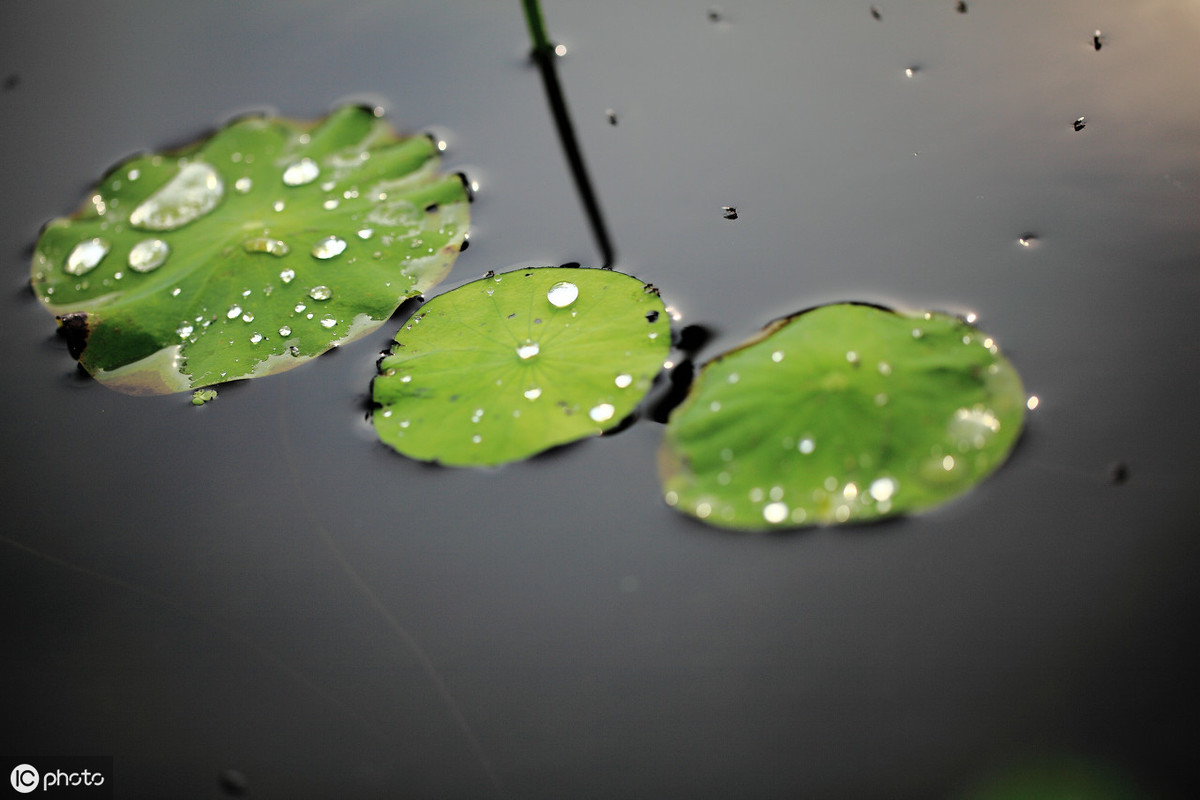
[278,325,292,336]
[874,393,888,406]
[846,350,859,364]
[177,323,194,339]
[517,341,540,359]
[171,287,181,297]
[869,477,896,502]
[282,157,320,186]
[709,401,722,412]
[727,372,740,384]
[127,168,140,181]
[695,502,712,519]
[125,238,169,272]
[523,387,542,400]
[311,236,347,260]
[277,269,295,284]
[1026,395,1040,410]
[771,350,784,362]
[130,162,224,231]
[227,304,242,319]
[547,281,579,308]
[294,302,307,312]
[64,237,110,275]
[589,403,616,422]
[242,237,290,257]
[309,285,332,301]
[357,228,374,240]
[717,471,732,485]
[471,408,484,423]
[749,487,765,503]
[400,375,412,383]
[320,316,337,328]
[242,312,254,323]
[798,437,815,454]
[911,328,924,339]
[250,332,263,344]
[1073,116,1087,132]
[234,177,252,193]
[878,361,892,376]
[942,455,956,471]
[273,200,285,212]
[762,502,789,524]
[614,373,633,388]
[322,199,339,211]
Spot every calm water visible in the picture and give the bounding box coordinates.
[2,1,1198,797]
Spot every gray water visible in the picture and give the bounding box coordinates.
[1,1,1198,798]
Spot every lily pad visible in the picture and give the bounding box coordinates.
[373,267,670,466]
[30,105,468,394]
[659,303,1026,530]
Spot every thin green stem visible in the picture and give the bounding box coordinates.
[522,0,553,54]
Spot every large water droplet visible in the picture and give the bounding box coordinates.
[614,373,633,388]
[319,316,337,328]
[242,237,290,257]
[869,477,896,503]
[311,236,347,260]
[762,502,789,524]
[547,281,579,308]
[282,157,320,186]
[127,238,170,272]
[278,325,292,337]
[177,323,194,339]
[523,387,542,400]
[589,403,615,422]
[64,238,110,275]
[309,285,332,301]
[129,162,224,231]
[234,177,252,193]
[798,437,815,454]
[516,341,540,359]
[226,304,242,319]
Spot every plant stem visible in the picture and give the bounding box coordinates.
[522,0,553,54]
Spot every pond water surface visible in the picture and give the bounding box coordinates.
[1,1,1198,798]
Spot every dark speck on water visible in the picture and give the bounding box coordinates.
[1093,29,1104,50]
[218,770,248,797]
[707,7,721,23]
[606,108,618,125]
[956,1,968,13]
[2,73,18,90]
[722,205,738,220]
[1074,116,1087,131]
[1110,462,1130,485]
[870,5,881,21]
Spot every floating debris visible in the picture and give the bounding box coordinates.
[1074,116,1087,131]
[722,206,738,220]
[191,388,218,405]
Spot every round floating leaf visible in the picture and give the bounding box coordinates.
[373,267,670,466]
[660,303,1026,530]
[30,105,468,394]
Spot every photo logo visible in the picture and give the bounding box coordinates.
[9,764,39,794]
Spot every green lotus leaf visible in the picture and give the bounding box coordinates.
[660,303,1026,530]
[373,267,670,466]
[30,105,468,394]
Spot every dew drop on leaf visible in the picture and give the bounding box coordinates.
[309,285,332,301]
[282,157,320,186]
[311,236,347,260]
[64,238,110,275]
[127,238,170,272]
[547,281,579,308]
[242,237,290,257]
[129,162,224,231]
